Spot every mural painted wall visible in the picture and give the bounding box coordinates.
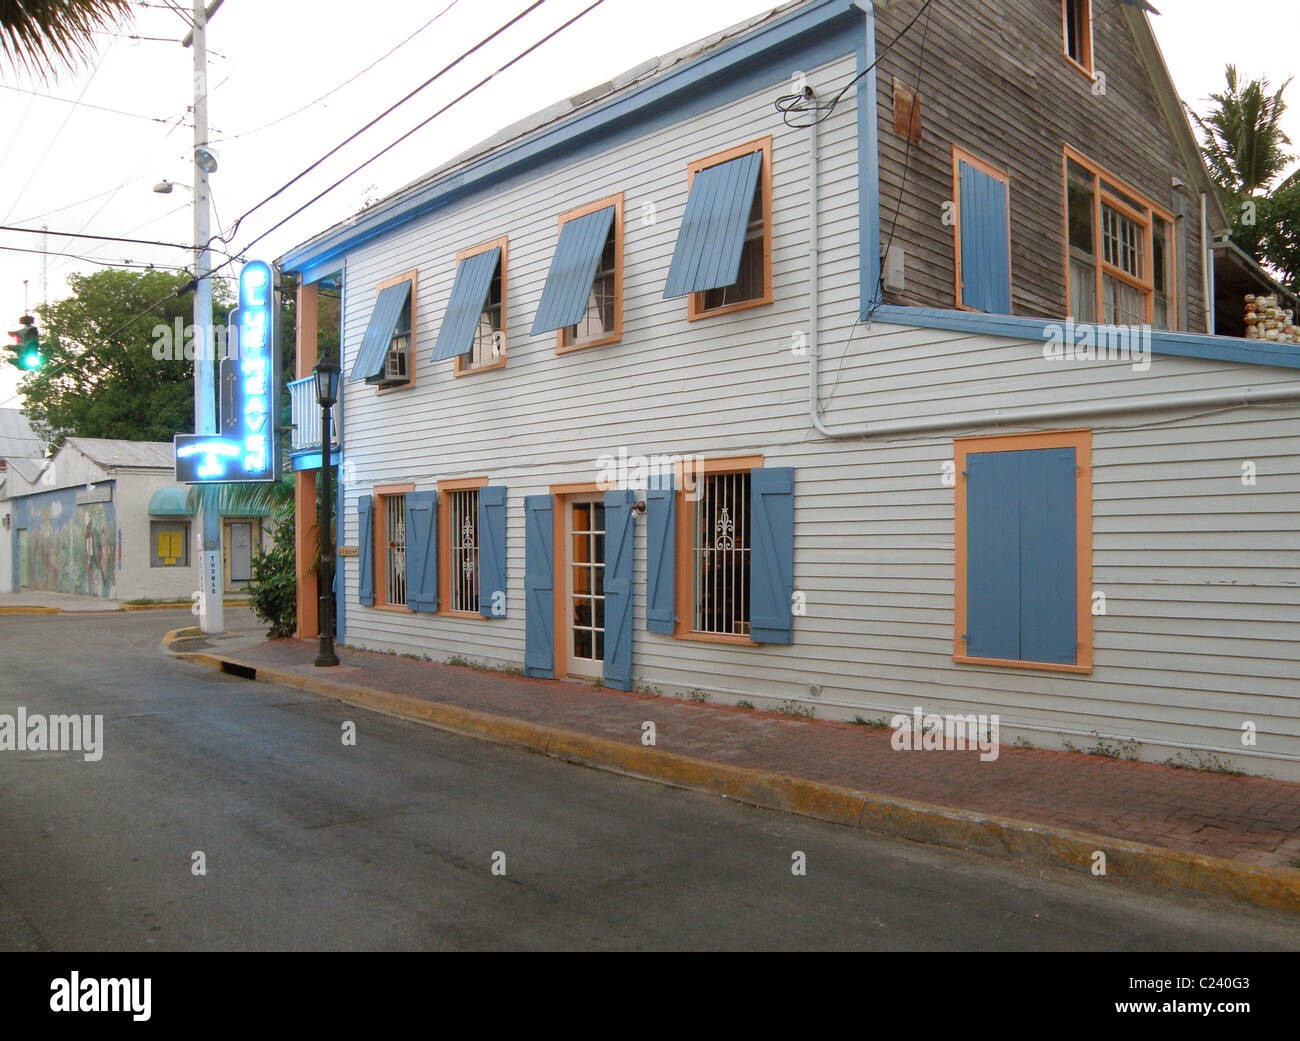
[10,486,117,598]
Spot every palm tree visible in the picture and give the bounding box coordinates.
[1,0,134,78]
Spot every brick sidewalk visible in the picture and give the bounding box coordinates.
[226,637,1300,871]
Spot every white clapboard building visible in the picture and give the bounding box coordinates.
[279,0,1300,778]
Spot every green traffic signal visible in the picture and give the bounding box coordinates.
[7,315,44,371]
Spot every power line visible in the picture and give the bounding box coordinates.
[0,225,194,251]
[219,0,607,266]
[2,40,117,224]
[211,0,462,147]
[215,0,549,246]
[0,83,180,125]
[0,244,189,270]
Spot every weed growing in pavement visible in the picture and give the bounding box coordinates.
[1162,750,1246,776]
[687,689,711,703]
[851,715,889,728]
[736,699,755,710]
[774,700,815,720]
[1013,736,1034,749]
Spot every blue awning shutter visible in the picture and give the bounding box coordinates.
[602,489,636,690]
[531,206,615,335]
[478,485,508,618]
[357,495,375,607]
[431,248,500,361]
[644,474,675,634]
[749,467,794,644]
[523,494,555,677]
[964,452,1020,659]
[349,281,411,382]
[404,490,438,613]
[663,150,762,299]
[958,161,1011,314]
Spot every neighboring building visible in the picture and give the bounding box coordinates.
[0,409,44,460]
[2,438,268,600]
[279,1,1300,778]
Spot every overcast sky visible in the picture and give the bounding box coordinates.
[1,0,1297,411]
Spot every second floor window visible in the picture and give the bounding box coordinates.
[385,294,412,384]
[1064,148,1176,329]
[565,225,617,344]
[1062,0,1092,73]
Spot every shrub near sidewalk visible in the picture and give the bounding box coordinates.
[249,515,297,638]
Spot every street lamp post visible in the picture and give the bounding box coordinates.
[313,358,340,667]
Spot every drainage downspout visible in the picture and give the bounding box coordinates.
[1201,190,1214,334]
[806,50,1300,438]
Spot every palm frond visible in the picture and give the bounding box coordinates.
[0,0,134,79]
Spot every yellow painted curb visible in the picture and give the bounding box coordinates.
[0,606,60,615]
[124,599,249,612]
[177,649,1300,914]
[161,626,202,644]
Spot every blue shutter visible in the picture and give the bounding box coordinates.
[749,467,795,644]
[663,150,763,298]
[644,473,675,634]
[478,485,507,618]
[431,248,500,361]
[958,161,1011,314]
[405,490,438,613]
[523,495,555,677]
[964,452,1020,660]
[531,206,615,335]
[348,281,411,382]
[603,488,636,690]
[357,495,374,607]
[1019,448,1078,664]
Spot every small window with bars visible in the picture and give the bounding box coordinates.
[691,471,751,636]
[565,226,617,345]
[380,493,407,607]
[447,488,480,613]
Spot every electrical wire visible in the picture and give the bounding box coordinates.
[0,225,194,251]
[774,0,934,129]
[0,84,178,125]
[2,39,117,224]
[213,0,550,247]
[0,244,189,270]
[210,0,462,147]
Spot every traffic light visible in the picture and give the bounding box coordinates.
[6,315,44,371]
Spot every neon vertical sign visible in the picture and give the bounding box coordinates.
[175,260,280,483]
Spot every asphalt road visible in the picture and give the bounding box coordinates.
[1,610,1297,952]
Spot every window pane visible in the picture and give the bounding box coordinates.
[1070,257,1097,322]
[1103,273,1146,325]
[1066,165,1094,256]
[469,263,503,367]
[450,489,480,612]
[565,227,616,343]
[700,180,763,311]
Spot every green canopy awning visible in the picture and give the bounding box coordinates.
[148,486,194,516]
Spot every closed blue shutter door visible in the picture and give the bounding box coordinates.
[663,150,763,298]
[644,474,675,633]
[603,489,636,690]
[348,281,411,382]
[523,495,555,677]
[964,452,1020,659]
[478,485,507,618]
[959,161,1011,314]
[431,248,500,361]
[531,206,615,335]
[1019,448,1077,664]
[405,490,438,613]
[749,467,795,644]
[357,495,374,607]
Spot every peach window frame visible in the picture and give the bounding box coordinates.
[555,193,624,354]
[451,236,508,378]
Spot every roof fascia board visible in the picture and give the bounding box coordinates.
[281,0,863,274]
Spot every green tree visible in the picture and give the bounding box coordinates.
[1191,64,1299,289]
[24,267,234,445]
[1,0,132,78]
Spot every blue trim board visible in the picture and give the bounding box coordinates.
[280,0,867,276]
[857,2,880,316]
[871,304,1300,372]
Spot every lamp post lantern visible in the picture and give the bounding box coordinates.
[313,357,340,667]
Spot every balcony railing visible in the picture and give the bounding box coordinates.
[288,376,338,453]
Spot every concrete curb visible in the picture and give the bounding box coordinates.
[0,606,61,615]
[177,648,1300,914]
[124,600,248,612]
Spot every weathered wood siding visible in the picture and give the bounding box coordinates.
[873,0,1210,331]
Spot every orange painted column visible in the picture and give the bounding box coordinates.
[294,280,320,639]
